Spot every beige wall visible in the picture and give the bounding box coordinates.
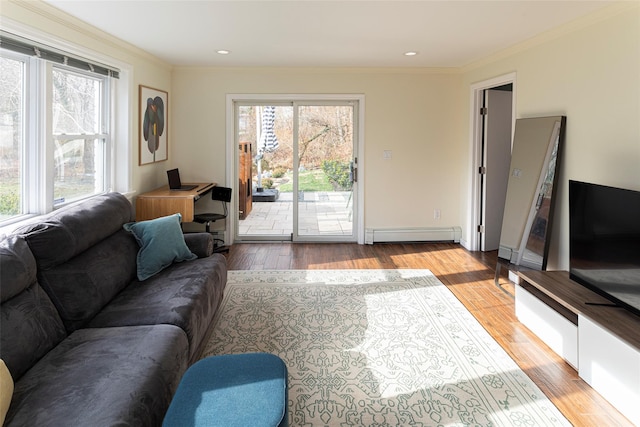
[171,68,464,230]
[460,3,640,269]
[1,0,174,194]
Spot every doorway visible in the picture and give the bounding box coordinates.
[229,96,363,243]
[470,73,516,252]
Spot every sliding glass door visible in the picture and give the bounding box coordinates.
[235,99,358,242]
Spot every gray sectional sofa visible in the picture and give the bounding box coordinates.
[0,192,227,426]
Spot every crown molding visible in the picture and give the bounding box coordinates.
[461,1,639,74]
[171,65,462,75]
[5,0,636,76]
[5,0,171,70]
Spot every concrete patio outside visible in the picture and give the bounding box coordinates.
[238,191,353,237]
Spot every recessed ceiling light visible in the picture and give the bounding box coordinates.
[404,51,418,56]
[216,50,231,55]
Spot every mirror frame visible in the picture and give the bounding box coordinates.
[498,115,566,271]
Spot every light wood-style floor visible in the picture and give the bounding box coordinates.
[225,242,633,426]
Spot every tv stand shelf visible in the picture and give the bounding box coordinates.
[518,271,640,348]
[516,270,640,425]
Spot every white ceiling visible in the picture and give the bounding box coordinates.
[43,0,614,68]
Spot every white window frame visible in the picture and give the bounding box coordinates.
[0,20,132,234]
[50,64,112,207]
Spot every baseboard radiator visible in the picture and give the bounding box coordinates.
[364,227,462,245]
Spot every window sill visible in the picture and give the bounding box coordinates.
[0,190,137,237]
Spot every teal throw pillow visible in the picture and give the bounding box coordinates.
[123,213,197,281]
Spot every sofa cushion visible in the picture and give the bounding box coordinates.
[123,213,197,281]
[0,235,37,303]
[0,236,67,381]
[4,325,189,427]
[35,229,139,332]
[88,253,227,359]
[183,232,214,258]
[15,193,134,270]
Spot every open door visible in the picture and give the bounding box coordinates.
[480,87,513,251]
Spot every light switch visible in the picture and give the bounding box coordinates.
[383,150,392,160]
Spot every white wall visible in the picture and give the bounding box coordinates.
[460,3,640,269]
[171,67,464,231]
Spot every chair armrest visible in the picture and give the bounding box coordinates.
[183,233,214,258]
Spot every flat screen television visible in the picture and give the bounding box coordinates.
[569,180,640,317]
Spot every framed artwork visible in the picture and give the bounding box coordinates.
[139,85,168,165]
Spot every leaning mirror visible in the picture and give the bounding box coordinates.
[498,115,566,270]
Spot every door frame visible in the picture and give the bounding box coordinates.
[481,88,513,251]
[225,94,366,245]
[467,73,516,251]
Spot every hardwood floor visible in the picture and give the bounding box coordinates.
[224,242,633,426]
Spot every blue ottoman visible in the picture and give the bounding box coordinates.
[163,353,288,427]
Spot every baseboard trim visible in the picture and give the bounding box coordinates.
[365,227,462,244]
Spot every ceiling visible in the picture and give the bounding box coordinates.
[43,0,614,68]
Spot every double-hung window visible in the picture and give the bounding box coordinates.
[0,31,119,227]
[51,66,110,205]
[0,51,26,223]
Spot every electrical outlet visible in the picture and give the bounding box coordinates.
[434,209,441,220]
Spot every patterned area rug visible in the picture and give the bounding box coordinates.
[203,269,570,426]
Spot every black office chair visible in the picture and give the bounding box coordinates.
[193,186,232,253]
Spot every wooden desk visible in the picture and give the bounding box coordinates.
[135,183,215,222]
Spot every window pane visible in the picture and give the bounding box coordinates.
[52,68,101,134]
[0,55,25,220]
[52,67,107,206]
[53,138,105,205]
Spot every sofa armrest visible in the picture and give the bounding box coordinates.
[183,233,213,258]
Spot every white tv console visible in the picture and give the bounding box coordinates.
[515,271,640,425]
